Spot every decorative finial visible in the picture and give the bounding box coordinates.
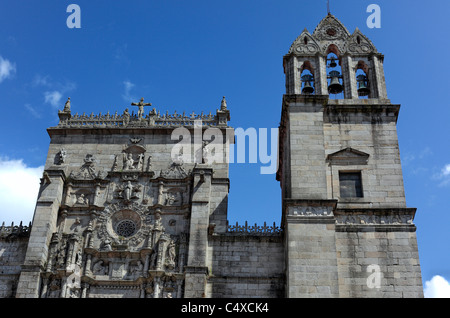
[221,96,227,110]
[63,97,71,112]
[327,0,331,15]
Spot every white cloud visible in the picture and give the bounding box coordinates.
[436,163,450,187]
[32,74,51,87]
[0,56,16,83]
[424,275,450,298]
[122,80,137,102]
[441,164,450,177]
[24,103,42,119]
[33,74,76,110]
[44,90,63,108]
[0,157,44,225]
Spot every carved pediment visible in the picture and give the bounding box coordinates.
[312,14,351,42]
[347,28,377,54]
[288,14,379,57]
[326,147,369,165]
[288,28,321,55]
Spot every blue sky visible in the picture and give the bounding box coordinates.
[0,0,449,297]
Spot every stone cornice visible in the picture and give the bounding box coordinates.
[334,207,417,231]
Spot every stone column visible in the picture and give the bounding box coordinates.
[184,165,212,298]
[16,168,66,298]
[342,54,358,99]
[371,54,388,99]
[316,55,329,96]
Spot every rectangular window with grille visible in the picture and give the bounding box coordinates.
[339,171,363,198]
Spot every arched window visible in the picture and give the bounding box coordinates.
[300,61,315,95]
[356,61,370,99]
[326,52,344,99]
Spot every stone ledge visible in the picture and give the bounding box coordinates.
[335,224,417,232]
[286,215,336,224]
[184,266,209,275]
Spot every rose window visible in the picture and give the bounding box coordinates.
[115,219,137,237]
[109,210,141,239]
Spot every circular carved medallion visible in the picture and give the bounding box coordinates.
[326,28,337,36]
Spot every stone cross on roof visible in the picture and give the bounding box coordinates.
[131,97,152,119]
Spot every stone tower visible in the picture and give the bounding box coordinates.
[277,14,423,297]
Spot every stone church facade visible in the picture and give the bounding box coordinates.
[0,14,423,298]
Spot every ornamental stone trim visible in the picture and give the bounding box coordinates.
[226,221,282,236]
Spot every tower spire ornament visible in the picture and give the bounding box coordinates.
[131,97,152,119]
[220,96,227,110]
[327,0,331,15]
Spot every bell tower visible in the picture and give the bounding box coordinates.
[278,14,423,297]
[283,14,387,100]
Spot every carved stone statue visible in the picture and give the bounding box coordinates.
[123,108,130,125]
[129,260,143,276]
[101,239,112,251]
[57,149,66,164]
[131,98,152,119]
[124,181,133,201]
[63,97,71,112]
[136,153,144,171]
[75,249,83,267]
[124,153,134,170]
[93,260,108,275]
[116,181,141,202]
[166,240,176,269]
[76,193,88,205]
[221,96,227,110]
[202,140,211,164]
[165,192,181,206]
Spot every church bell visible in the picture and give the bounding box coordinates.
[328,70,343,95]
[301,74,314,94]
[328,57,338,68]
[356,74,370,96]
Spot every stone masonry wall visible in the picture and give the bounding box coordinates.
[335,229,423,297]
[0,238,29,298]
[206,235,285,298]
[323,102,407,208]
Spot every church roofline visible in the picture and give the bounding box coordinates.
[49,97,231,133]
